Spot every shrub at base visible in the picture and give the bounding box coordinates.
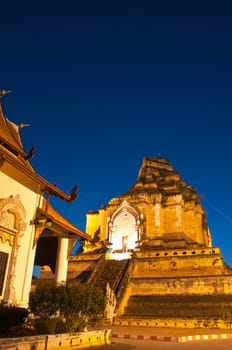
[0,305,29,336]
[29,283,105,334]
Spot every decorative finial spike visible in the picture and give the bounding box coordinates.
[25,144,36,160]
[70,183,78,202]
[19,123,30,128]
[0,90,12,97]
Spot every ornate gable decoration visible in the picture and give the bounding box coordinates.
[0,195,27,246]
[111,200,140,222]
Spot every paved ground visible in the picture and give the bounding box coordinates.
[94,325,232,349]
[108,324,232,342]
[97,338,232,349]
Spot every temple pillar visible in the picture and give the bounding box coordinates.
[55,237,69,284]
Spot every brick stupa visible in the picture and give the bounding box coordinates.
[68,156,232,329]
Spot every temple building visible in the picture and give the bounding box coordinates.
[0,90,91,308]
[69,156,232,328]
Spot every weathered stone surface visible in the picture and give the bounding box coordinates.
[68,156,232,328]
[84,156,212,251]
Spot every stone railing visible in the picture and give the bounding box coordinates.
[0,329,111,350]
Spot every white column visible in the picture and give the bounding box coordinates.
[55,237,69,284]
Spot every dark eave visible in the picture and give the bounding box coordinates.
[36,207,92,241]
[0,147,75,202]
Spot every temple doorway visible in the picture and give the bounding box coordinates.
[122,236,128,252]
[108,200,141,254]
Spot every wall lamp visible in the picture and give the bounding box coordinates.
[30,218,53,228]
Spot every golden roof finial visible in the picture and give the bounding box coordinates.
[19,123,30,128]
[0,89,12,97]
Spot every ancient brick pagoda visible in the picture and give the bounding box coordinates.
[68,156,232,329]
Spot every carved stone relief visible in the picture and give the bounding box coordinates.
[0,195,27,304]
[0,194,27,235]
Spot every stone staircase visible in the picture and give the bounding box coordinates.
[123,294,232,319]
[87,257,130,293]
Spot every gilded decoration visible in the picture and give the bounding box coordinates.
[33,219,47,247]
[0,225,15,246]
[0,195,27,303]
[0,195,27,246]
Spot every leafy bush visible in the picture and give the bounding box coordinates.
[0,305,29,336]
[32,317,66,334]
[29,283,105,333]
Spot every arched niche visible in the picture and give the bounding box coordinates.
[108,200,141,252]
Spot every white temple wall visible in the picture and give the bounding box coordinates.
[0,171,39,307]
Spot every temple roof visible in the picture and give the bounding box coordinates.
[0,106,26,158]
[0,93,33,168]
[36,199,92,241]
[0,92,77,202]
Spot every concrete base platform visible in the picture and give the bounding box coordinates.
[109,325,232,343]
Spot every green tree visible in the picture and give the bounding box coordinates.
[29,283,105,333]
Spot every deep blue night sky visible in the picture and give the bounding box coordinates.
[1,1,232,264]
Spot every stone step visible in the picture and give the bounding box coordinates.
[89,259,130,292]
[124,294,232,318]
